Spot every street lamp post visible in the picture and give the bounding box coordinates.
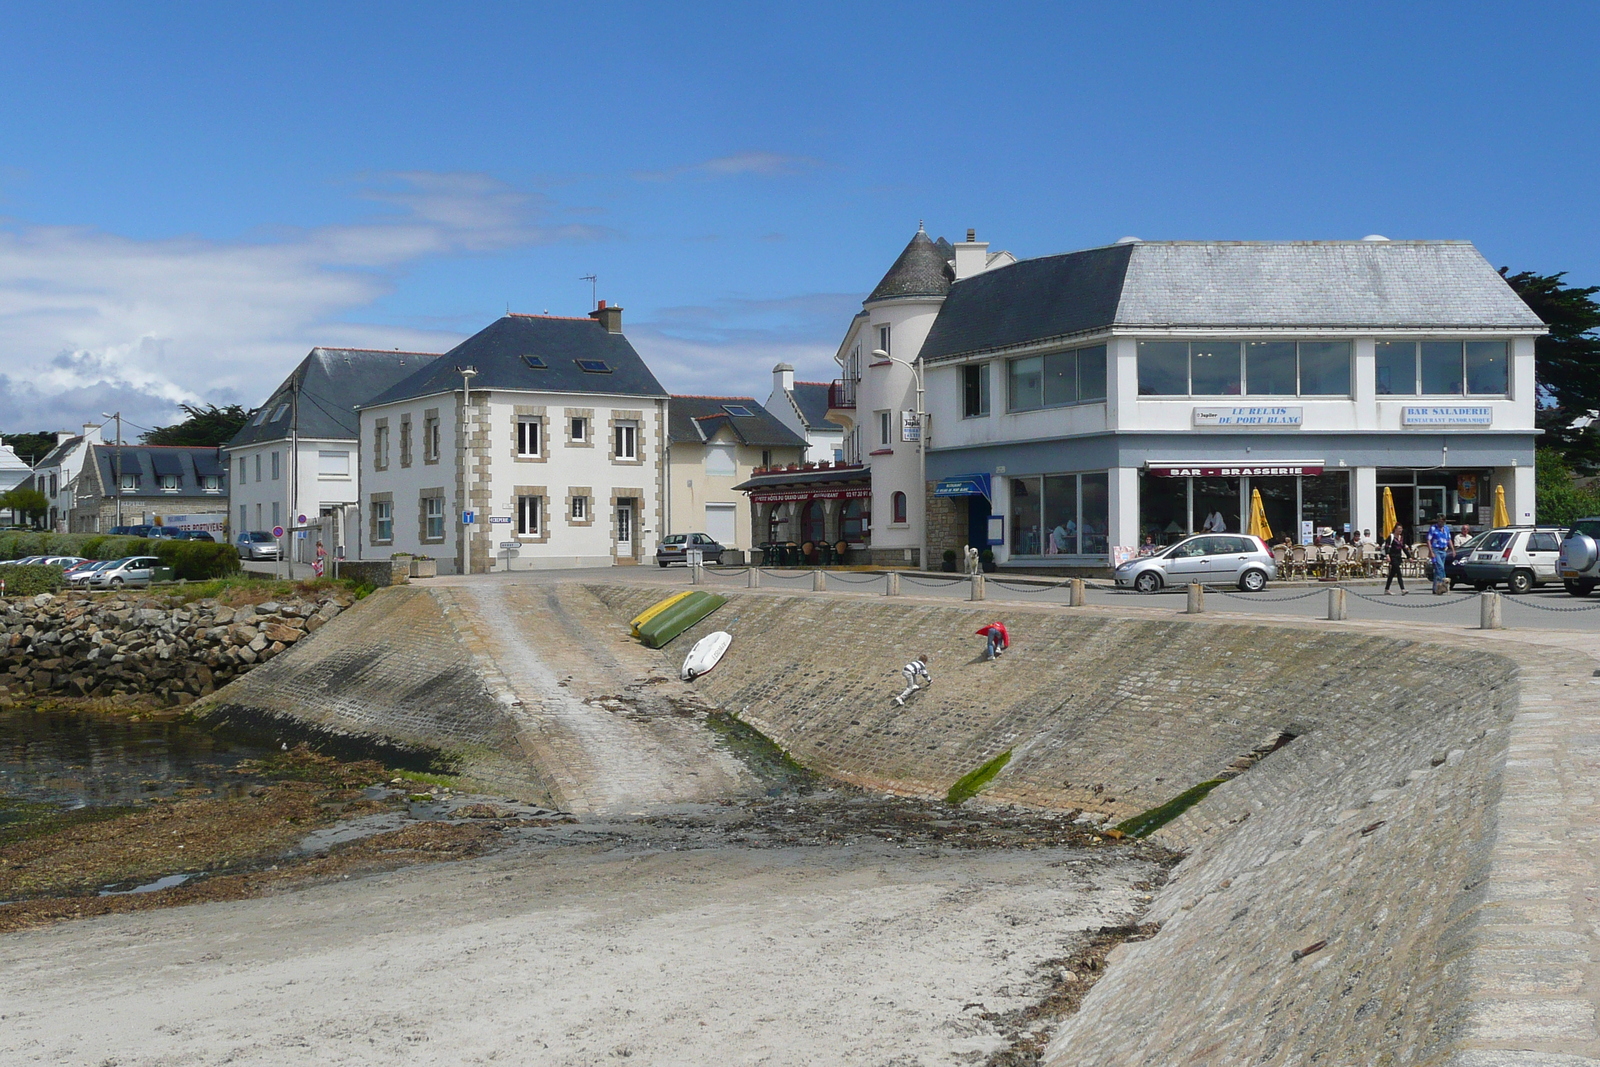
[459,366,478,576]
[100,412,123,530]
[872,348,926,571]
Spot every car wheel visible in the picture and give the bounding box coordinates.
[658,561,668,568]
[1507,569,1534,595]
[1133,571,1161,594]
[1565,579,1596,598]
[1238,569,1267,593]
[109,578,124,589]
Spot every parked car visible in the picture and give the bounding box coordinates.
[39,556,89,570]
[1459,526,1565,594]
[655,532,726,567]
[1558,517,1600,597]
[0,555,49,566]
[87,556,162,589]
[67,560,115,585]
[108,524,186,539]
[236,531,281,560]
[181,530,216,542]
[1444,532,1492,590]
[1114,533,1277,592]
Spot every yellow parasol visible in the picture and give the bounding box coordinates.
[1381,486,1399,539]
[1248,488,1273,542]
[1492,483,1509,528]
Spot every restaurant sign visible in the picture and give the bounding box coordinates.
[1402,405,1493,426]
[1146,463,1325,478]
[1192,405,1303,428]
[750,487,873,503]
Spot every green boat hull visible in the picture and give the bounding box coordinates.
[636,591,727,649]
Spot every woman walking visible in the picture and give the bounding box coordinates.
[1384,523,1409,595]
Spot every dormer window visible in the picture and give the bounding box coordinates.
[120,473,140,491]
[159,474,179,492]
[575,359,611,374]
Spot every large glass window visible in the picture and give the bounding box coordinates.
[1375,341,1417,395]
[1010,472,1109,556]
[1301,473,1350,537]
[1420,342,1464,395]
[1192,478,1240,534]
[1298,342,1352,395]
[1043,351,1079,407]
[1008,346,1106,411]
[1245,342,1297,395]
[1077,345,1107,401]
[1465,341,1509,394]
[1043,475,1077,554]
[1137,341,1189,395]
[1139,474,1188,546]
[1009,478,1042,556]
[1190,341,1242,395]
[1081,472,1109,554]
[1008,356,1043,410]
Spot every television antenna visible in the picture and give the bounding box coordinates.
[580,274,597,309]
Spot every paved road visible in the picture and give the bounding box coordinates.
[559,563,1600,634]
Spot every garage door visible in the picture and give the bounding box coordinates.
[705,502,737,546]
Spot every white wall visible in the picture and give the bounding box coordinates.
[226,438,356,542]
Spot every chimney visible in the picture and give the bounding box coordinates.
[83,423,103,444]
[773,362,795,395]
[953,227,990,281]
[589,299,623,333]
[57,431,74,445]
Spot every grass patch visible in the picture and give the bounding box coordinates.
[388,770,463,789]
[946,749,1013,806]
[0,798,137,849]
[161,575,362,606]
[1114,778,1227,839]
[704,711,814,791]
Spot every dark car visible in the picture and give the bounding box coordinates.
[108,524,186,539]
[655,532,725,568]
[181,530,216,542]
[236,531,281,560]
[1444,531,1490,589]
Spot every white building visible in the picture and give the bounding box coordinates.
[31,424,105,532]
[764,364,844,464]
[918,236,1544,570]
[665,395,805,552]
[358,304,669,572]
[226,348,439,557]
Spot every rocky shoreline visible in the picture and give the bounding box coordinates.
[0,591,354,706]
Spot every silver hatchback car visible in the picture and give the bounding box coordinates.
[1114,534,1278,593]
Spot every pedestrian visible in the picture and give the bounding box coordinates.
[1384,523,1408,595]
[976,621,1009,661]
[894,654,931,705]
[312,539,326,578]
[1427,515,1453,594]
[1202,509,1227,533]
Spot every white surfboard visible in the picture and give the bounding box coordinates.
[681,630,732,681]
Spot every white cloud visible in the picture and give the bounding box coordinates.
[0,172,603,432]
[633,151,821,183]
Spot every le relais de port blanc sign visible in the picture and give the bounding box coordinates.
[1192,406,1303,428]
[1402,405,1493,427]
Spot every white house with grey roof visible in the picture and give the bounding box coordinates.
[890,235,1545,570]
[357,303,669,573]
[765,364,844,464]
[666,394,805,553]
[225,347,439,559]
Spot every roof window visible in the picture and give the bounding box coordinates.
[575,359,611,374]
[521,354,547,369]
[270,403,291,422]
[722,404,755,417]
[248,407,269,426]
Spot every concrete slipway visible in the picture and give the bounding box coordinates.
[2,575,1597,1066]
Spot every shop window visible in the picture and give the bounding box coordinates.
[1081,472,1109,554]
[801,500,826,543]
[1190,341,1242,395]
[1139,473,1189,546]
[1375,342,1418,395]
[1298,342,1352,395]
[1246,342,1298,395]
[1138,340,1351,396]
[1010,472,1108,556]
[1465,341,1509,394]
[842,498,869,542]
[1044,475,1077,553]
[1301,472,1350,537]
[891,491,907,524]
[1137,341,1189,395]
[962,364,990,418]
[1421,342,1464,395]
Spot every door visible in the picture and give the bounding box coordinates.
[704,502,737,547]
[1164,537,1212,581]
[1209,535,1256,584]
[616,499,636,561]
[1526,531,1561,581]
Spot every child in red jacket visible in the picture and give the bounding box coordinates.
[977,621,1009,661]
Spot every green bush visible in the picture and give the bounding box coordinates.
[0,564,66,597]
[0,531,152,561]
[151,540,241,580]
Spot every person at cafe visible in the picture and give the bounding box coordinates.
[1384,523,1409,596]
[1427,515,1453,594]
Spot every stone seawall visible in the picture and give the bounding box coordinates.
[590,585,1573,1065]
[193,585,551,802]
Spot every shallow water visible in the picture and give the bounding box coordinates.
[0,705,267,813]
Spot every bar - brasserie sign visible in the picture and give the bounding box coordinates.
[1147,463,1325,478]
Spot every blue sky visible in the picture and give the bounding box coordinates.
[0,2,1595,432]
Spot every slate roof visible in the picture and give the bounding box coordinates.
[35,436,83,469]
[920,240,1547,362]
[365,314,667,408]
[790,382,834,430]
[88,445,228,499]
[668,396,807,449]
[228,348,441,448]
[866,229,954,303]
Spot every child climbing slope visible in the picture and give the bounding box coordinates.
[894,654,931,705]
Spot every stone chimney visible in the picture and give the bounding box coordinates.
[773,362,795,395]
[953,228,990,281]
[589,299,623,333]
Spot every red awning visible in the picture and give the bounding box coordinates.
[1146,463,1324,478]
[749,487,873,503]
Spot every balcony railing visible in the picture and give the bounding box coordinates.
[828,378,856,409]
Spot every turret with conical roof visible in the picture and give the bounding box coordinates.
[866,226,954,304]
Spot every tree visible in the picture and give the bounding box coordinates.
[0,486,49,526]
[1535,447,1600,526]
[141,404,253,447]
[1501,269,1600,470]
[0,432,61,465]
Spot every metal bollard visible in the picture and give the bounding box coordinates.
[1327,587,1347,621]
[1186,583,1204,614]
[812,569,826,591]
[747,567,760,588]
[885,571,900,596]
[970,573,985,601]
[1480,590,1503,630]
[1069,577,1085,607]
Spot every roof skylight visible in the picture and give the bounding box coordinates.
[722,404,755,417]
[575,359,611,373]
[521,354,547,369]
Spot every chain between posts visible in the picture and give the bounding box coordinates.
[1213,588,1327,602]
[902,575,968,588]
[1347,590,1476,608]
[1498,596,1600,612]
[825,572,886,585]
[757,569,815,582]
